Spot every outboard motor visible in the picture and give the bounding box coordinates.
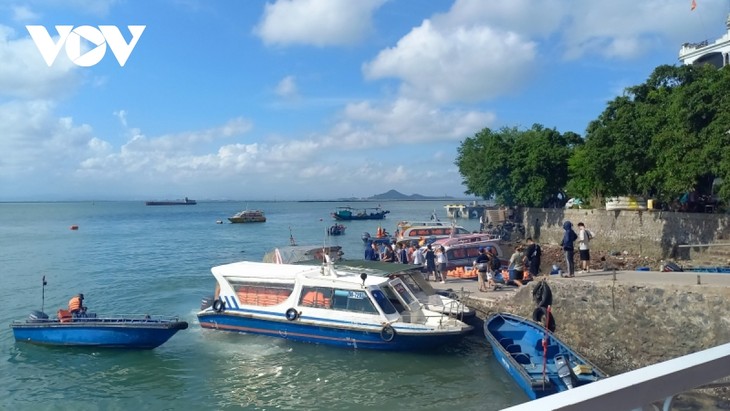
[361,232,372,242]
[200,295,215,310]
[555,354,578,389]
[28,310,49,322]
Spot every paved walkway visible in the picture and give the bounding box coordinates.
[430,269,730,304]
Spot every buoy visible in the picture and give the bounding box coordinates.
[70,225,79,230]
[215,220,223,224]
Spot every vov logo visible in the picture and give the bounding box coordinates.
[26,25,146,67]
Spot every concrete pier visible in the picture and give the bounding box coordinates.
[433,270,730,377]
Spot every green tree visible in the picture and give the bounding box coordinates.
[456,125,581,207]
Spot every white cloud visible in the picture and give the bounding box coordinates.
[275,75,298,98]
[12,5,40,21]
[364,20,537,103]
[0,99,98,176]
[328,97,495,147]
[255,0,386,46]
[0,25,79,99]
[113,109,128,127]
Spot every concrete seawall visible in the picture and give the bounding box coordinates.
[437,271,730,377]
[514,208,730,259]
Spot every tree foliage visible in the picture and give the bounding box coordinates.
[456,124,581,207]
[457,64,730,206]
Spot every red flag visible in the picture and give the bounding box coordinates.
[691,0,697,10]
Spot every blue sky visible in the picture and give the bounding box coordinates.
[0,0,727,201]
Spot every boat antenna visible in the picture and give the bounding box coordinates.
[41,275,47,313]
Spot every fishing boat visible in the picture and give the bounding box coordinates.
[10,311,188,349]
[145,197,196,206]
[197,259,473,350]
[228,209,266,223]
[10,278,188,349]
[332,206,390,221]
[484,312,607,400]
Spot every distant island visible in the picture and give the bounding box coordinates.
[338,190,456,201]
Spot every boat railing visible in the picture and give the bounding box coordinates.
[16,314,183,324]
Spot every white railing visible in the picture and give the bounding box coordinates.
[502,342,730,411]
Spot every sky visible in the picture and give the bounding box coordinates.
[0,0,728,201]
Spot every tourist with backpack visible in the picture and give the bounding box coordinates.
[561,221,578,277]
[577,222,593,273]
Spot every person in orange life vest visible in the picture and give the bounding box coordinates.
[68,293,86,315]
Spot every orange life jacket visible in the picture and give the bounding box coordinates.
[68,296,82,313]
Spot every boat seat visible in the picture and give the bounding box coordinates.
[534,340,560,357]
[505,344,522,354]
[511,353,532,365]
[499,337,514,348]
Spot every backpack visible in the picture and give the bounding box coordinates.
[491,255,501,271]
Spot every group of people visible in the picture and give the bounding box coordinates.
[561,221,593,277]
[364,241,449,283]
[473,237,542,292]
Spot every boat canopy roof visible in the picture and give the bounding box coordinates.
[294,259,421,277]
[212,260,392,287]
[262,245,342,264]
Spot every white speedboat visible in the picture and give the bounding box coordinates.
[197,260,473,350]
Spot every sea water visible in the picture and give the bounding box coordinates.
[0,201,527,410]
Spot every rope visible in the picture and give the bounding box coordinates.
[542,305,551,388]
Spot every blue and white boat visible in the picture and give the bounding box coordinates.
[484,312,607,400]
[197,260,474,350]
[10,311,188,349]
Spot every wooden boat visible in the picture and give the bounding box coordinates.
[145,197,196,206]
[10,310,188,349]
[197,260,473,350]
[228,209,266,223]
[484,312,607,400]
[332,207,389,221]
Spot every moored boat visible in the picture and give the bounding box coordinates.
[228,209,266,223]
[395,221,470,245]
[10,311,188,349]
[484,312,607,400]
[309,259,476,321]
[197,260,473,350]
[332,207,389,221]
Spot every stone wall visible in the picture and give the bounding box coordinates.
[468,279,730,376]
[514,208,730,259]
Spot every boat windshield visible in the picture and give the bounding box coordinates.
[370,288,397,315]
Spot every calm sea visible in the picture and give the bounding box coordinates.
[0,201,526,410]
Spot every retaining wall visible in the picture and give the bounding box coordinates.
[515,208,730,259]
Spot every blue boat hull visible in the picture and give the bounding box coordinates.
[11,319,188,349]
[484,313,606,400]
[198,311,468,351]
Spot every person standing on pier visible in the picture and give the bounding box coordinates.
[577,222,592,273]
[561,221,578,277]
[424,244,437,281]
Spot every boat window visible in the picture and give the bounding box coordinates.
[370,288,397,315]
[450,248,466,259]
[467,247,481,257]
[299,286,333,309]
[330,289,378,314]
[391,281,415,305]
[229,281,294,307]
[400,275,422,292]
